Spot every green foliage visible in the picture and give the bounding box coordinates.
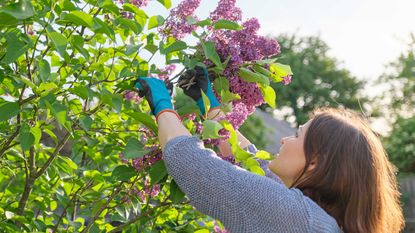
[384,116,415,174]
[0,0,284,231]
[375,35,415,121]
[268,34,365,125]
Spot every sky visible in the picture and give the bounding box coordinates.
[150,0,415,81]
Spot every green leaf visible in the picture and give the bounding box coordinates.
[79,115,93,131]
[213,19,242,30]
[201,91,210,116]
[69,85,89,99]
[252,64,272,77]
[0,13,18,27]
[112,165,137,181]
[202,41,223,70]
[19,123,34,151]
[259,85,276,108]
[47,31,68,58]
[269,63,293,80]
[147,15,164,30]
[213,77,230,93]
[125,44,141,56]
[43,129,58,144]
[248,165,266,176]
[0,101,20,121]
[60,0,78,11]
[116,17,142,34]
[93,17,115,41]
[256,150,274,160]
[37,82,58,94]
[196,18,212,27]
[112,94,123,113]
[126,112,157,134]
[19,132,34,151]
[38,59,51,82]
[157,0,172,9]
[1,29,31,64]
[186,16,198,25]
[161,40,187,55]
[123,4,148,18]
[239,67,270,86]
[149,160,167,186]
[124,138,147,159]
[170,180,185,203]
[46,101,68,129]
[58,156,78,170]
[220,90,240,104]
[30,127,42,145]
[254,58,279,65]
[202,120,223,139]
[70,35,90,59]
[0,0,35,20]
[62,11,94,28]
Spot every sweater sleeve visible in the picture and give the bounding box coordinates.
[163,135,340,232]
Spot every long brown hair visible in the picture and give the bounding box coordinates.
[292,108,404,233]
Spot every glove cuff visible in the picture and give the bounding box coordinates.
[156,109,181,122]
[154,99,174,116]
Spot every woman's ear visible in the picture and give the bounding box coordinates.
[307,158,317,172]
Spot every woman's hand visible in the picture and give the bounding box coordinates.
[134,77,191,149]
[177,65,220,115]
[134,77,177,120]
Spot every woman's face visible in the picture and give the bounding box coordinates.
[268,120,313,187]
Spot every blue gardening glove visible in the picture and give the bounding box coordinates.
[177,65,220,115]
[134,77,174,118]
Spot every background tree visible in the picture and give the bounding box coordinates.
[377,35,415,175]
[267,34,366,126]
[375,34,415,121]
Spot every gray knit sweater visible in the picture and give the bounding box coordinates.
[163,136,343,233]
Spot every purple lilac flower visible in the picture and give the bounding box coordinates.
[137,178,161,201]
[228,75,263,107]
[223,101,250,129]
[118,0,148,7]
[155,64,176,80]
[120,11,133,19]
[124,90,142,103]
[213,220,230,233]
[209,0,242,22]
[203,128,230,146]
[205,15,281,129]
[130,0,148,7]
[282,75,292,85]
[161,0,201,39]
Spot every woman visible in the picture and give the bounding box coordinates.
[134,67,404,233]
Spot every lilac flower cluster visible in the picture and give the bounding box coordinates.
[137,178,161,201]
[213,220,229,233]
[124,90,142,103]
[282,75,292,85]
[117,0,148,8]
[209,0,242,22]
[160,0,201,39]
[154,64,176,80]
[206,12,281,128]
